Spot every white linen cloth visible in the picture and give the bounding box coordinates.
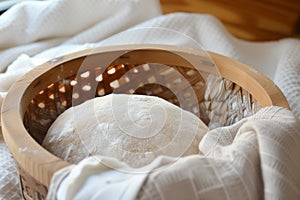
[0,0,161,199]
[46,106,300,200]
[0,0,299,199]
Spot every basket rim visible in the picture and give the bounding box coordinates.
[1,44,289,187]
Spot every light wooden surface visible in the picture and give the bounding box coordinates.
[160,0,300,41]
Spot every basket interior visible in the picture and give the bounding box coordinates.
[22,49,260,144]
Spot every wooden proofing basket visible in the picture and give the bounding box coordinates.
[1,44,289,199]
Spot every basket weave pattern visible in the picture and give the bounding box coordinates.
[21,61,258,199]
[4,46,287,200]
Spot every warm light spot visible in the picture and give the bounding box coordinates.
[148,76,156,83]
[110,80,120,88]
[59,86,66,93]
[49,94,54,99]
[143,64,150,71]
[129,89,134,93]
[96,74,103,82]
[72,93,79,99]
[186,70,195,76]
[70,80,77,86]
[38,103,45,108]
[61,100,67,107]
[82,85,92,91]
[47,83,54,88]
[108,67,116,75]
[98,89,105,96]
[80,71,90,78]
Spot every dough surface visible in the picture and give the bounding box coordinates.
[43,94,208,167]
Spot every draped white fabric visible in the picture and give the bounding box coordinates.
[47,107,300,200]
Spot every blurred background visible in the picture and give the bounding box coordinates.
[160,0,300,41]
[0,0,299,41]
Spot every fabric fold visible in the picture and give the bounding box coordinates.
[48,107,300,200]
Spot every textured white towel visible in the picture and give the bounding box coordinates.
[0,0,161,199]
[0,0,299,199]
[47,107,300,200]
[137,107,300,200]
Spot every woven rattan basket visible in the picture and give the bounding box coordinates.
[1,44,289,200]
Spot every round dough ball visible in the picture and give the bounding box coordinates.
[43,94,208,168]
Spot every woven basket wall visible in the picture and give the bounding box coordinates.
[1,45,289,200]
